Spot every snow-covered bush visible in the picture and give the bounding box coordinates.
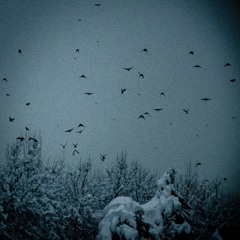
[0,136,97,239]
[1,136,239,239]
[96,196,143,240]
[97,168,191,239]
[176,161,240,239]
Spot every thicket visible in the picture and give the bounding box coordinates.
[0,135,239,239]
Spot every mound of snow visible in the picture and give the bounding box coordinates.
[97,168,191,239]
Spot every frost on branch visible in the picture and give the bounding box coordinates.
[97,168,191,239]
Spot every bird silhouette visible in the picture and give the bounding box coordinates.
[29,137,38,143]
[193,65,202,68]
[138,115,145,120]
[76,130,84,134]
[6,93,10,97]
[230,79,236,83]
[224,63,231,67]
[80,75,86,79]
[18,49,22,54]
[160,92,165,97]
[100,154,108,161]
[25,103,30,106]
[64,128,74,133]
[195,162,202,167]
[9,117,15,122]
[84,92,93,95]
[61,143,67,148]
[223,177,228,181]
[153,108,163,111]
[121,88,126,94]
[78,123,85,128]
[141,48,148,53]
[25,127,29,131]
[232,116,237,120]
[201,98,211,101]
[138,73,144,78]
[123,67,133,71]
[95,3,101,6]
[73,143,78,148]
[76,49,80,53]
[73,149,80,155]
[17,137,25,141]
[2,78,7,82]
[183,108,189,114]
[189,51,194,55]
[144,112,151,117]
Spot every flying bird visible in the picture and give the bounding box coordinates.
[6,93,10,97]
[64,128,74,133]
[76,49,80,53]
[61,143,67,148]
[230,79,236,83]
[9,117,14,122]
[121,88,126,94]
[160,92,165,97]
[193,65,202,68]
[95,3,101,6]
[76,130,84,134]
[195,162,202,167]
[73,143,78,148]
[2,78,7,82]
[201,98,211,101]
[18,49,22,54]
[223,177,228,181]
[73,149,80,155]
[25,102,30,106]
[100,154,108,161]
[123,67,133,71]
[17,137,25,141]
[189,51,194,55]
[138,115,145,120]
[153,108,163,111]
[80,75,86,79]
[224,63,231,67]
[25,127,29,131]
[144,112,151,117]
[141,48,148,53]
[232,116,237,120]
[78,123,85,128]
[138,73,144,78]
[29,137,38,143]
[183,108,189,114]
[84,92,93,95]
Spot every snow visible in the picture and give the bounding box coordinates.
[97,168,191,239]
[97,197,142,240]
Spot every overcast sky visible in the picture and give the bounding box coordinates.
[1,0,240,192]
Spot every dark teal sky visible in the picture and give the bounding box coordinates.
[1,0,240,192]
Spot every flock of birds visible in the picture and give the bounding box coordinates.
[2,46,237,161]
[1,3,238,164]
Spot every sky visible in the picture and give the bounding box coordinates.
[1,0,240,192]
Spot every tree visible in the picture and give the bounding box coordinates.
[97,168,191,239]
